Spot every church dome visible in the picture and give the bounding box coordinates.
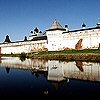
[82,23,86,27]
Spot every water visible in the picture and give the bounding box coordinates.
[0,57,100,99]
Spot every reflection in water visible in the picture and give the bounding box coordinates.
[47,60,65,81]
[19,52,27,62]
[31,71,48,80]
[50,80,66,90]
[19,57,26,62]
[75,61,84,72]
[0,56,1,63]
[0,57,100,82]
[0,57,99,98]
[34,73,39,78]
[5,67,10,74]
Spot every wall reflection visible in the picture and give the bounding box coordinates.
[0,57,100,82]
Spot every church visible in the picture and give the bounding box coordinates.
[0,19,100,54]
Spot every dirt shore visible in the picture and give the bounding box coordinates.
[32,53,100,62]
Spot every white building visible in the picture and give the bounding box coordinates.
[0,40,47,54]
[46,19,100,51]
[46,19,66,51]
[0,19,100,54]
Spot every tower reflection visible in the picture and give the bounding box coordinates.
[5,67,10,74]
[75,61,84,72]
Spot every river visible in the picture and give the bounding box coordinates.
[0,57,100,99]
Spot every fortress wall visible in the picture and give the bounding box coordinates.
[1,27,100,53]
[0,40,47,54]
[63,29,100,49]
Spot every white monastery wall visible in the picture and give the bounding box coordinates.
[0,40,47,54]
[0,20,100,53]
[63,28,100,49]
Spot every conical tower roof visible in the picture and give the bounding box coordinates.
[46,19,66,31]
[50,19,63,29]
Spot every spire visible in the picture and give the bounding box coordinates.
[4,35,11,43]
[46,19,66,31]
[50,19,63,29]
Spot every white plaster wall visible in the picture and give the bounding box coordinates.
[0,40,47,54]
[1,27,100,53]
[46,30,65,51]
[63,28,100,49]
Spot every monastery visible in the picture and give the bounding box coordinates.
[0,19,100,54]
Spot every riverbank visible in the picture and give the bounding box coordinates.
[31,49,100,62]
[1,49,100,62]
[32,53,100,62]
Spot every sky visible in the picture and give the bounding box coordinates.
[0,0,100,42]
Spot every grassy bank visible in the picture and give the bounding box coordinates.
[1,49,100,62]
[30,49,100,62]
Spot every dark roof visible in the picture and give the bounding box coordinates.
[0,40,30,44]
[4,35,11,43]
[31,36,47,41]
[63,26,100,33]
[34,27,39,33]
[46,28,66,31]
[0,36,47,45]
[82,23,86,27]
